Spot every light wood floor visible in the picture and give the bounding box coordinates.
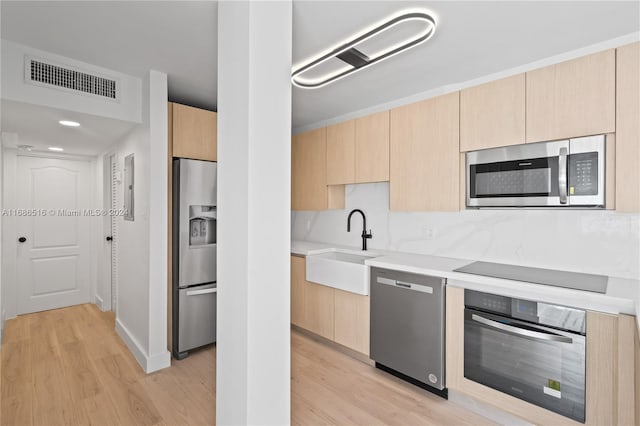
[1,304,493,426]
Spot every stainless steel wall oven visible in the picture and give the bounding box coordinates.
[464,290,586,422]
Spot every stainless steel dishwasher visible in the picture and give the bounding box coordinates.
[370,267,447,397]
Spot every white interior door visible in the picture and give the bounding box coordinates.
[16,156,92,314]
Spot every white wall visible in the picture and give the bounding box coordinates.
[0,136,4,340]
[113,121,151,366]
[217,1,292,423]
[1,40,142,123]
[111,70,169,373]
[90,156,102,308]
[292,182,640,280]
[1,138,19,325]
[145,70,168,370]
[93,150,108,310]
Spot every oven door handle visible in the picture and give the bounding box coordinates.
[471,313,573,344]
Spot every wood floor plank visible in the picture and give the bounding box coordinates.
[52,310,84,346]
[1,340,31,397]
[291,331,496,426]
[140,368,215,426]
[31,357,89,426]
[169,345,216,395]
[59,340,103,401]
[1,339,33,426]
[1,394,32,426]
[2,303,496,426]
[95,354,162,426]
[2,316,31,344]
[76,309,129,361]
[29,313,61,364]
[79,394,124,426]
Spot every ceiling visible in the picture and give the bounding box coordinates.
[1,100,137,156]
[1,1,218,111]
[1,1,639,135]
[292,1,639,129]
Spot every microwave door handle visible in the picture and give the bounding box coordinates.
[558,147,568,204]
[471,313,573,344]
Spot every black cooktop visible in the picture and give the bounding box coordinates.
[454,261,608,294]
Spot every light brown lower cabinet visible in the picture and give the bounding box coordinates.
[446,286,637,425]
[636,326,640,423]
[334,288,370,355]
[305,281,335,340]
[290,256,334,340]
[291,256,307,328]
[290,255,370,355]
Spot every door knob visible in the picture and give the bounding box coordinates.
[106,236,113,242]
[18,237,26,243]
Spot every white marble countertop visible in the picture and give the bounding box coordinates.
[291,240,640,330]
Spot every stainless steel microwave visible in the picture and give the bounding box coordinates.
[466,135,605,208]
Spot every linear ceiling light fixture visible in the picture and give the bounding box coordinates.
[292,10,437,89]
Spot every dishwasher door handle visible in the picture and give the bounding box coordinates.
[376,277,433,294]
[471,313,573,344]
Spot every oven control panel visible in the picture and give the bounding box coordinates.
[465,290,538,322]
[465,291,511,316]
[464,289,586,334]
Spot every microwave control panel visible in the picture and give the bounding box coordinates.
[568,152,598,196]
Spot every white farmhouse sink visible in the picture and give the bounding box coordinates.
[306,249,380,295]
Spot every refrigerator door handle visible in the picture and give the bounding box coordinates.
[186,287,217,296]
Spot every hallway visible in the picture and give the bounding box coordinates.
[1,305,492,426]
[1,304,215,425]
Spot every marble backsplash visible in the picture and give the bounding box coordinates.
[291,182,640,280]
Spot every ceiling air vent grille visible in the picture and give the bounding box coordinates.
[28,59,117,99]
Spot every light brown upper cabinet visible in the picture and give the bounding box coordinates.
[326,120,356,185]
[390,92,460,211]
[616,42,640,213]
[171,102,218,161]
[355,111,390,183]
[460,74,525,151]
[526,50,615,143]
[292,128,329,210]
[325,111,390,185]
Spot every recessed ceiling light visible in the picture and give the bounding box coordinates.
[292,10,437,89]
[59,120,80,127]
[48,147,65,152]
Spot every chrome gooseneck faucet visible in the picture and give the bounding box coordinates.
[347,209,373,251]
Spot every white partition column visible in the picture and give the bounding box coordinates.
[216,1,292,425]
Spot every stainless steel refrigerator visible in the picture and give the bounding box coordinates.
[172,158,217,359]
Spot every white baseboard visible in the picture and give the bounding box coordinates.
[115,318,148,371]
[95,295,105,311]
[115,317,171,373]
[146,349,171,373]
